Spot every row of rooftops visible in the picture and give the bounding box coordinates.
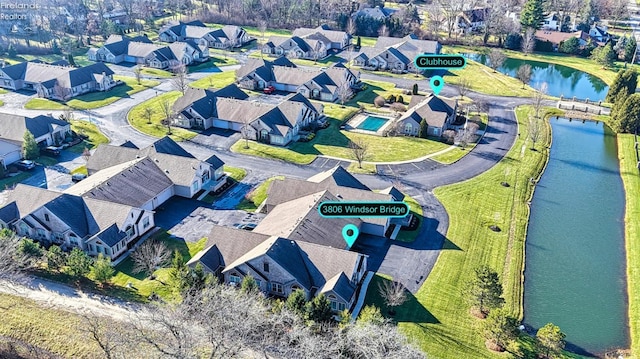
[0,60,114,89]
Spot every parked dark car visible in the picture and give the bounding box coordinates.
[41,146,61,156]
[15,160,35,170]
[238,223,257,231]
[263,85,276,94]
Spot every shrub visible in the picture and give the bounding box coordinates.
[387,94,397,103]
[374,95,386,108]
[412,83,419,95]
[397,95,404,104]
[390,102,406,112]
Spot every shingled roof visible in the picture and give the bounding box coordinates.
[254,190,361,249]
[0,114,69,143]
[402,94,456,128]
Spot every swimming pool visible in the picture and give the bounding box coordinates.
[356,116,389,131]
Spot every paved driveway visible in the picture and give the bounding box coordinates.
[154,196,265,243]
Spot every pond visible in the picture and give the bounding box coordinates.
[464,54,609,101]
[524,118,628,355]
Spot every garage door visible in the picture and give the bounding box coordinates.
[213,119,230,129]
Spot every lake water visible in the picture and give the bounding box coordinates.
[465,54,609,101]
[524,118,628,355]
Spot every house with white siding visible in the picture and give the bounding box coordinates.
[0,114,71,166]
[352,35,441,74]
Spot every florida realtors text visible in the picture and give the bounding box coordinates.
[0,3,38,9]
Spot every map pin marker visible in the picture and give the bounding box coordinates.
[430,75,445,96]
[342,224,359,248]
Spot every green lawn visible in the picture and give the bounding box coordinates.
[36,156,58,167]
[127,91,197,141]
[189,71,236,89]
[188,56,239,73]
[23,76,160,110]
[347,162,377,174]
[431,114,489,164]
[224,165,247,182]
[368,105,572,358]
[71,166,88,175]
[395,195,423,243]
[0,171,32,190]
[289,55,344,67]
[141,67,173,78]
[24,98,69,110]
[618,134,640,356]
[231,80,452,164]
[236,176,284,212]
[110,231,207,302]
[68,120,110,153]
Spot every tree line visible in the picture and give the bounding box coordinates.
[0,230,424,358]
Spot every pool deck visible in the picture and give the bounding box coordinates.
[345,112,397,136]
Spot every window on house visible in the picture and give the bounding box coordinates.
[404,123,412,133]
[192,181,199,192]
[44,213,50,222]
[88,244,94,251]
[229,274,242,284]
[271,282,283,293]
[143,217,150,229]
[263,262,269,272]
[125,225,135,237]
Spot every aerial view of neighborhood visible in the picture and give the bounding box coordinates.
[0,0,639,358]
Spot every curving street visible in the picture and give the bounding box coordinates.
[0,63,534,294]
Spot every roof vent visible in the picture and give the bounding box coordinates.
[165,169,169,173]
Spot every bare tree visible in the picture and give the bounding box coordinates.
[134,66,143,85]
[131,239,171,279]
[456,121,480,148]
[170,64,189,94]
[348,139,369,169]
[258,20,268,44]
[0,230,32,285]
[426,3,444,41]
[608,0,628,29]
[377,279,407,315]
[82,147,91,163]
[143,106,155,124]
[438,0,467,39]
[159,100,175,136]
[378,24,389,37]
[532,82,548,119]
[457,77,472,99]
[80,314,130,359]
[336,81,353,107]
[53,81,72,103]
[487,49,507,72]
[241,117,252,149]
[516,64,532,89]
[529,115,542,150]
[522,28,536,55]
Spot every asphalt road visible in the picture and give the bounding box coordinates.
[0,62,530,294]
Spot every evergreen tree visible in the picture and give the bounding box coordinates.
[356,36,361,48]
[67,53,77,67]
[613,93,640,133]
[186,262,209,292]
[625,36,637,62]
[419,118,428,138]
[305,294,333,322]
[559,37,580,54]
[51,40,60,55]
[591,43,616,68]
[66,248,92,277]
[606,69,638,103]
[91,254,115,285]
[7,44,16,58]
[240,274,258,293]
[520,0,545,30]
[18,239,42,260]
[22,130,39,160]
[357,305,385,326]
[285,289,307,317]
[483,308,519,351]
[169,250,189,292]
[0,164,5,179]
[536,323,566,359]
[466,265,505,316]
[412,83,418,95]
[46,245,66,272]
